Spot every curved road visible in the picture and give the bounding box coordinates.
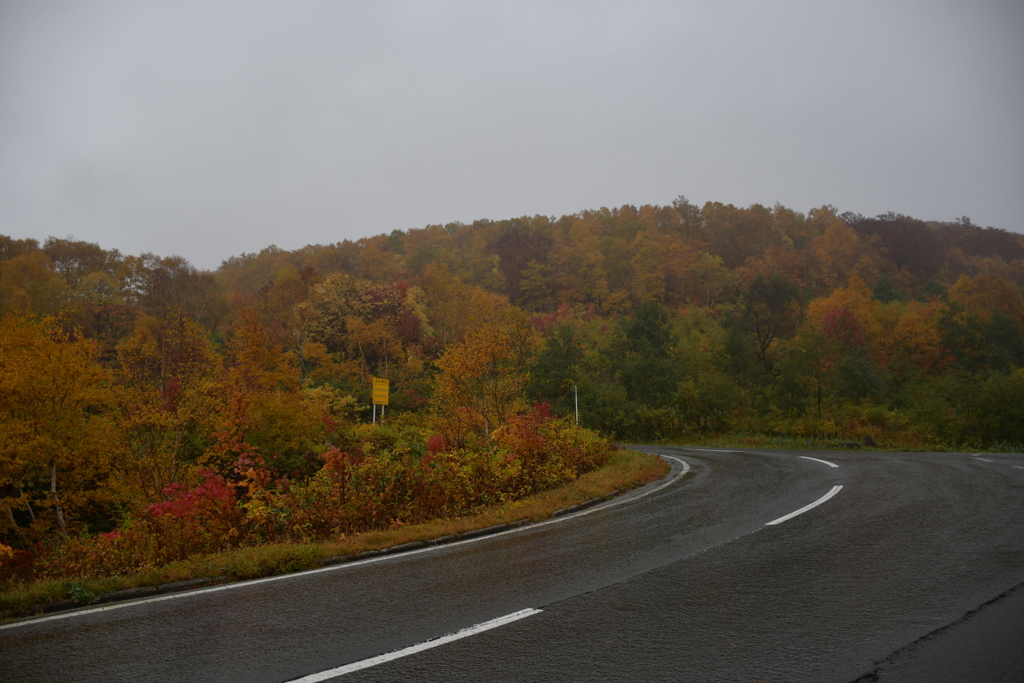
[2,447,1023,682]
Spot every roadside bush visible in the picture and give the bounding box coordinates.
[29,404,616,582]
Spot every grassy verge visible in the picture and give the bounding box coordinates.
[1,448,667,620]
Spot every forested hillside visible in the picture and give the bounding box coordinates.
[2,197,1023,580]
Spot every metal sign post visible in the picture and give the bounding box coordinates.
[574,384,579,426]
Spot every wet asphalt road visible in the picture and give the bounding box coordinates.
[2,447,1023,682]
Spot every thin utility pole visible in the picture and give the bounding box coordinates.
[574,384,579,426]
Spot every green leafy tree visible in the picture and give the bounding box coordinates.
[739,274,803,375]
[528,322,585,411]
[614,301,679,407]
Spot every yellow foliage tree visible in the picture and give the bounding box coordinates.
[948,273,1024,331]
[431,311,537,450]
[889,300,948,374]
[421,264,506,349]
[0,315,117,541]
[0,251,69,316]
[113,316,221,508]
[548,216,610,308]
[630,234,666,302]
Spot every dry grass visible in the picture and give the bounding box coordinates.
[1,448,667,618]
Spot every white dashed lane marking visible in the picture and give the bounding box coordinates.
[800,456,839,468]
[765,486,843,526]
[285,609,543,681]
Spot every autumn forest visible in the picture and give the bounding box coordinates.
[2,197,1023,584]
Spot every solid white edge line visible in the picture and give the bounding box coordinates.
[1,453,690,631]
[765,485,843,526]
[284,608,542,681]
[800,455,839,468]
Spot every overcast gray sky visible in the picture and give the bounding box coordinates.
[1,1,1022,270]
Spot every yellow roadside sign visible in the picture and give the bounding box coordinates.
[372,377,389,405]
